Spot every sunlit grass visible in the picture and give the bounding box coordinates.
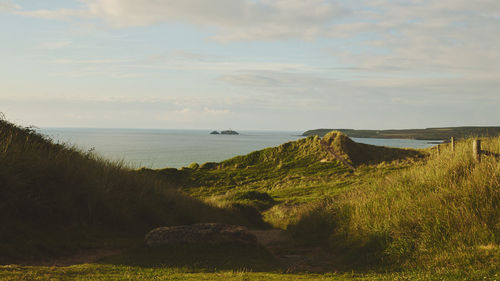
[290,137,500,270]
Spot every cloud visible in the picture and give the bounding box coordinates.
[0,0,19,11]
[219,71,335,90]
[17,0,500,76]
[18,8,88,20]
[37,41,73,50]
[18,0,348,41]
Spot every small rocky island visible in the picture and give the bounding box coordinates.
[210,130,239,135]
[221,130,239,135]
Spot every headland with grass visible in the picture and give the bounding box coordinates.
[303,127,500,140]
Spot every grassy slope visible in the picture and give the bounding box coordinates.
[0,119,253,263]
[290,137,499,272]
[151,132,425,229]
[303,127,500,140]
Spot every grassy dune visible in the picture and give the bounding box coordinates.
[160,131,425,228]
[0,119,252,263]
[290,136,499,271]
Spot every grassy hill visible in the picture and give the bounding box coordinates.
[303,127,500,140]
[150,131,425,228]
[0,119,254,263]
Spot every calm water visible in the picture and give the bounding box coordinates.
[40,128,438,169]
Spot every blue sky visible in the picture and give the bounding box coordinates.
[1,0,499,130]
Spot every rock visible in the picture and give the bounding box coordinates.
[145,223,258,247]
[210,131,220,135]
[221,130,239,135]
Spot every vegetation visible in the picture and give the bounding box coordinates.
[290,137,499,271]
[0,119,254,263]
[303,126,500,140]
[1,119,498,280]
[1,264,495,280]
[149,132,424,228]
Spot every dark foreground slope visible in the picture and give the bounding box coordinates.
[303,126,500,140]
[0,119,250,263]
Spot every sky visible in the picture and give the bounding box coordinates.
[0,0,499,130]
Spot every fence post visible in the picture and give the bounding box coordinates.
[451,137,455,152]
[436,144,440,155]
[473,139,481,162]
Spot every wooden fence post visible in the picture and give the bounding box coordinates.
[473,139,481,162]
[451,137,455,152]
[436,144,440,155]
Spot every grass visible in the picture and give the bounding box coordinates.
[1,263,497,280]
[0,119,255,263]
[0,239,497,279]
[157,131,425,229]
[289,136,500,271]
[2,119,498,279]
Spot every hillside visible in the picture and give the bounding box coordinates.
[291,136,500,271]
[200,130,423,170]
[151,131,426,229]
[0,119,252,263]
[303,127,500,140]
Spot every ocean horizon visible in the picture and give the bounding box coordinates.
[40,128,438,169]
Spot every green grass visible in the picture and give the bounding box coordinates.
[158,132,424,229]
[1,263,497,280]
[0,240,497,279]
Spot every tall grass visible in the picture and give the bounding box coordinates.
[0,119,250,262]
[290,137,500,269]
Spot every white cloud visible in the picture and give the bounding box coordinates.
[18,0,348,41]
[17,0,500,75]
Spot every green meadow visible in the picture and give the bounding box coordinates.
[0,118,498,280]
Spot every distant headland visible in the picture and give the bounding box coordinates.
[302,126,500,140]
[210,130,239,135]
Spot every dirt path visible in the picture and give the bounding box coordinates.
[249,229,333,272]
[19,228,331,271]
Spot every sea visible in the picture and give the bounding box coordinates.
[40,128,439,169]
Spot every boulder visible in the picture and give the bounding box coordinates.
[145,223,257,247]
